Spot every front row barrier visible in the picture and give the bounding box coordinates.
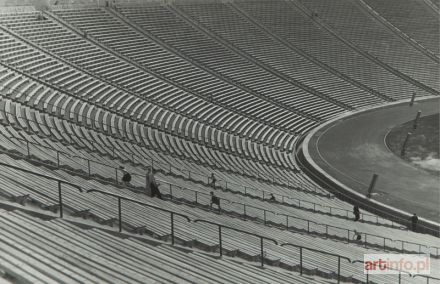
[0,160,438,283]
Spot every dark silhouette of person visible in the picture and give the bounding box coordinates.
[269,193,276,201]
[210,173,216,188]
[120,166,131,185]
[353,205,360,221]
[147,168,162,199]
[411,213,418,232]
[210,191,220,211]
[353,230,362,241]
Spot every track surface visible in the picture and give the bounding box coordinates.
[308,98,439,222]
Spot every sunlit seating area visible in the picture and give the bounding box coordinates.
[0,0,438,283]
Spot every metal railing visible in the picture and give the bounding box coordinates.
[0,161,82,217]
[3,131,367,231]
[193,219,278,267]
[3,135,439,257]
[281,242,351,283]
[0,155,439,283]
[0,83,309,189]
[87,189,190,244]
[0,54,302,187]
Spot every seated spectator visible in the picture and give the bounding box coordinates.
[120,166,131,186]
[210,191,220,211]
[269,193,276,201]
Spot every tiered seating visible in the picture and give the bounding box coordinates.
[0,31,306,184]
[175,2,386,109]
[1,115,439,259]
[296,0,439,91]
[0,2,438,283]
[52,8,318,135]
[236,0,434,101]
[0,92,329,198]
[0,210,330,284]
[0,156,439,284]
[365,0,439,56]
[118,5,347,118]
[0,10,319,141]
[0,89,309,190]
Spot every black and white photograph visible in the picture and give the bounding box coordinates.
[0,0,438,283]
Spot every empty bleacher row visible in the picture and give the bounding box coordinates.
[0,111,439,259]
[51,8,323,124]
[0,84,309,188]
[364,0,439,56]
[0,21,324,184]
[3,77,326,191]
[0,87,333,198]
[296,0,439,91]
[0,10,325,138]
[0,210,330,284]
[0,26,305,156]
[116,5,350,116]
[0,155,439,284]
[235,0,435,101]
[0,1,439,283]
[0,28,307,173]
[174,2,386,109]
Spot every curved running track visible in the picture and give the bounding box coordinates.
[304,97,439,224]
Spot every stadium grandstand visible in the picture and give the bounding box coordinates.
[0,0,438,283]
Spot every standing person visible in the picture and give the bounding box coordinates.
[269,193,276,201]
[210,191,220,212]
[120,166,131,186]
[353,205,360,221]
[210,173,216,188]
[411,213,418,232]
[147,168,162,199]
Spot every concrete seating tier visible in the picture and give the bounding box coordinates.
[0,11,319,140]
[0,20,308,158]
[118,5,346,118]
[0,129,439,257]
[52,8,319,133]
[0,30,304,174]
[0,90,307,188]
[175,2,386,109]
[236,0,434,101]
[364,0,439,56]
[296,0,439,92]
[0,210,331,284]
[0,157,438,284]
